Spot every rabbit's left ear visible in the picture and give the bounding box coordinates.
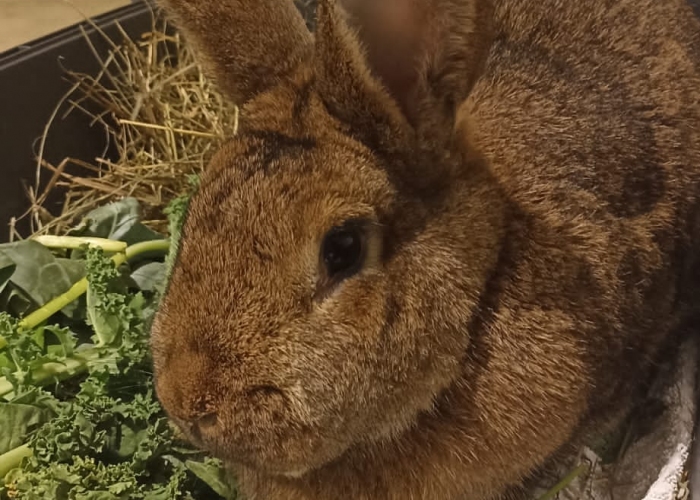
[314,0,493,152]
[157,0,312,107]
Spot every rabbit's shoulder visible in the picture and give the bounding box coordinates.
[465,0,700,262]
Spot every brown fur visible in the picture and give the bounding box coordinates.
[150,0,700,498]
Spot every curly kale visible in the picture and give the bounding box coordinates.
[0,199,234,500]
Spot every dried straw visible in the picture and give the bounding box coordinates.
[16,9,238,238]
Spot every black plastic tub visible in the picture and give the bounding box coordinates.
[0,0,159,242]
[0,0,321,243]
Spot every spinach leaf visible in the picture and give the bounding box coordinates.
[185,459,237,499]
[0,241,85,318]
[70,199,164,246]
[0,265,16,296]
[129,263,166,293]
[0,402,54,455]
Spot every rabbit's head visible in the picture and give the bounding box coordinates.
[151,0,497,477]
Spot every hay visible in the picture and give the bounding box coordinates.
[11,0,321,240]
[15,10,238,239]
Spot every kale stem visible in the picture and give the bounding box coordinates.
[124,239,171,262]
[0,239,171,397]
[0,378,11,398]
[10,239,170,332]
[32,235,127,253]
[536,463,589,500]
[29,348,102,388]
[16,252,126,332]
[0,444,32,480]
[0,348,102,398]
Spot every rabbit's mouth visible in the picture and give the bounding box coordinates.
[195,427,348,479]
[161,383,356,477]
[212,419,351,478]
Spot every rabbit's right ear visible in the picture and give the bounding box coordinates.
[313,0,493,180]
[157,0,313,106]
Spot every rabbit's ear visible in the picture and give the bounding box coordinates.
[315,0,493,149]
[158,0,313,105]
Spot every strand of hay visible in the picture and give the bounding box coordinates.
[15,10,238,238]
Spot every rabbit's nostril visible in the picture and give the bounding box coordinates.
[197,412,219,431]
[189,411,219,442]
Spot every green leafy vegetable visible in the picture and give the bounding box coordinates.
[0,402,53,455]
[129,263,166,293]
[0,266,16,296]
[163,176,198,282]
[69,198,164,246]
[185,458,238,499]
[0,241,86,318]
[0,199,235,500]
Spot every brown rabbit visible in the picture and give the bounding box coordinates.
[150,0,700,498]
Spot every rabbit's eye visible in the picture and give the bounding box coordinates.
[321,223,366,280]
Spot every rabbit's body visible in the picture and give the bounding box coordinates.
[470,0,700,425]
[151,0,700,498]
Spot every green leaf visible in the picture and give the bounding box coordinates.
[0,402,53,454]
[55,259,87,283]
[163,192,193,283]
[0,241,85,318]
[1,285,35,318]
[129,262,166,292]
[42,325,78,359]
[0,198,226,499]
[10,388,63,414]
[84,248,130,347]
[0,264,16,295]
[185,458,237,499]
[70,198,164,246]
[115,426,148,460]
[74,492,121,500]
[0,353,11,371]
[86,284,123,347]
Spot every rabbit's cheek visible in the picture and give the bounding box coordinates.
[174,379,352,475]
[210,414,349,476]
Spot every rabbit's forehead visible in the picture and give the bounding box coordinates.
[183,134,393,259]
[196,130,393,218]
[222,127,384,179]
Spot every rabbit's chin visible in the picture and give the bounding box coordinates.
[174,414,354,478]
[205,413,428,480]
[205,440,346,480]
